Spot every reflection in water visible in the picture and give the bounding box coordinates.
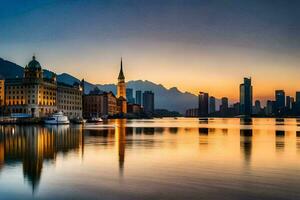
[276,130,285,152]
[0,125,83,192]
[198,128,209,135]
[240,118,253,125]
[1,118,300,200]
[240,129,253,165]
[115,119,126,177]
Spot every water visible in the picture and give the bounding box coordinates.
[0,118,300,200]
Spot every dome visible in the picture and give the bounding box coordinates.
[27,56,42,70]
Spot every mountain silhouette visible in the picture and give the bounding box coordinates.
[0,57,198,113]
[97,80,198,113]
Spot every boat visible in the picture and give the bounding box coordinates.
[71,117,86,124]
[44,111,70,125]
[86,117,103,123]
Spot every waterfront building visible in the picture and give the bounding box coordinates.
[126,88,135,104]
[240,77,253,116]
[0,56,83,118]
[127,103,142,114]
[275,90,285,115]
[57,82,83,118]
[253,100,261,115]
[83,91,117,118]
[198,92,209,117]
[0,79,4,106]
[2,56,57,117]
[143,91,155,114]
[265,100,274,116]
[220,97,229,113]
[185,108,199,117]
[117,58,127,114]
[209,96,216,114]
[135,90,142,105]
[286,96,292,110]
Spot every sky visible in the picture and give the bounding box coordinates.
[0,0,300,102]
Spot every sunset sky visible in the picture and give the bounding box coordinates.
[0,0,299,102]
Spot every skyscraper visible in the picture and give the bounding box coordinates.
[143,91,154,114]
[275,90,285,115]
[126,88,135,104]
[198,92,209,117]
[286,96,292,110]
[209,96,216,114]
[220,97,229,112]
[135,90,142,105]
[240,77,253,116]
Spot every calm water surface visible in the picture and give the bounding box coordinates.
[0,118,300,200]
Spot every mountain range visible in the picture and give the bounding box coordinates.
[0,57,198,113]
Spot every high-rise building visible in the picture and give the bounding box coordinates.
[135,90,142,105]
[240,77,253,116]
[117,58,127,114]
[286,96,292,110]
[275,90,285,115]
[142,91,154,114]
[126,88,135,104]
[266,100,274,116]
[253,100,261,114]
[198,92,209,117]
[209,96,216,114]
[220,97,229,114]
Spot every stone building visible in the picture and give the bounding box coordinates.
[57,82,83,118]
[0,56,82,118]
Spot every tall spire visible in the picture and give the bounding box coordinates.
[118,57,125,80]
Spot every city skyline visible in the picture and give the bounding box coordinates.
[1,0,300,102]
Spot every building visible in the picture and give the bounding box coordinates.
[252,100,261,115]
[126,88,135,104]
[275,90,285,115]
[185,108,199,117]
[83,91,117,118]
[209,96,216,114]
[0,79,4,106]
[0,56,83,118]
[117,58,127,114]
[143,91,154,114]
[57,82,83,118]
[240,77,253,116]
[2,56,57,117]
[135,90,142,105]
[220,97,229,113]
[286,96,292,110]
[127,103,142,114]
[198,92,209,117]
[265,100,274,116]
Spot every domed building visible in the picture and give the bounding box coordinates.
[0,56,83,118]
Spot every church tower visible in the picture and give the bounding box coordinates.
[117,58,127,114]
[117,58,126,99]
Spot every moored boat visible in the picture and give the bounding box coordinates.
[44,111,70,125]
[86,117,103,123]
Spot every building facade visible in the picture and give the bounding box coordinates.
[135,90,142,105]
[57,82,83,118]
[143,91,155,114]
[83,92,117,118]
[240,77,253,116]
[0,56,82,118]
[198,92,209,117]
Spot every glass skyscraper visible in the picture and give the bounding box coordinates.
[239,77,253,116]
